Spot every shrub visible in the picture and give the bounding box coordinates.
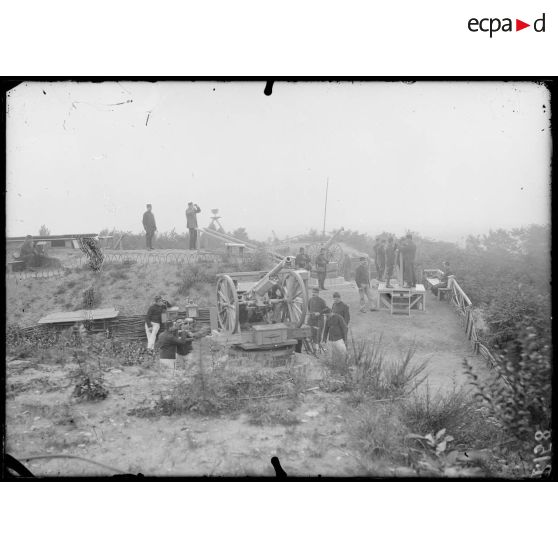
[399,382,500,449]
[464,326,551,446]
[176,264,217,295]
[321,338,427,400]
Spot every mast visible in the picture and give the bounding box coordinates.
[322,177,329,237]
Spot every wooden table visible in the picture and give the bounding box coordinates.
[377,283,426,312]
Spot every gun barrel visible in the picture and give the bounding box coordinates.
[252,256,294,296]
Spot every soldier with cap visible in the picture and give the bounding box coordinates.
[315,248,328,290]
[186,202,202,250]
[307,286,327,350]
[354,256,377,312]
[145,295,171,352]
[331,292,350,326]
[142,204,157,250]
[322,307,348,365]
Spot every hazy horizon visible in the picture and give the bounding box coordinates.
[6,81,551,244]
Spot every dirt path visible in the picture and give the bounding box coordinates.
[320,280,488,392]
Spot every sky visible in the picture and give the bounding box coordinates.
[5,81,551,243]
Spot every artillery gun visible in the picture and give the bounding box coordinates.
[216,256,309,334]
[307,227,345,265]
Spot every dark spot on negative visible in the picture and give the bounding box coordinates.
[43,90,46,95]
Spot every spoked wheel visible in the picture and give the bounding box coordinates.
[280,270,308,327]
[306,243,321,261]
[216,275,239,334]
[328,243,344,265]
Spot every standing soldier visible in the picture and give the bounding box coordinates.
[384,237,397,288]
[307,287,327,352]
[355,256,377,312]
[145,295,170,353]
[376,238,387,281]
[142,204,157,250]
[400,233,417,288]
[315,248,329,290]
[373,237,382,278]
[186,202,202,250]
[322,307,348,366]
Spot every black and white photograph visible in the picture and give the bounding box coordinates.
[3,80,552,478]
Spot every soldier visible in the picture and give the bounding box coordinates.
[315,248,328,290]
[384,237,397,288]
[307,286,327,351]
[400,233,417,288]
[331,292,350,326]
[145,295,171,353]
[142,204,157,250]
[373,237,382,278]
[186,202,202,250]
[355,256,377,312]
[376,238,387,281]
[322,307,348,365]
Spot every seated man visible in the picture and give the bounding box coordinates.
[431,261,453,296]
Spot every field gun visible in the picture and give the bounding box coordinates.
[307,227,345,265]
[216,256,309,334]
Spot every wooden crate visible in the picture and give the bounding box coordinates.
[251,323,288,346]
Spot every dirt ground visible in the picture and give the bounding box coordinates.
[6,357,366,477]
[330,281,489,392]
[5,257,490,477]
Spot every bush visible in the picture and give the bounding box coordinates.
[321,338,427,400]
[464,326,551,446]
[399,382,501,449]
[176,264,218,295]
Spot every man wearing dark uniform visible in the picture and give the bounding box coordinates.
[400,233,417,288]
[142,204,157,250]
[355,257,377,312]
[186,202,202,250]
[331,292,350,326]
[384,237,397,288]
[315,248,328,290]
[307,286,327,350]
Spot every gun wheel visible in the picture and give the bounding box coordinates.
[280,270,308,327]
[216,275,239,334]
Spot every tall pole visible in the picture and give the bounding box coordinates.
[322,177,329,237]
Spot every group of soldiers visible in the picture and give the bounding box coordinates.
[372,233,417,289]
[142,202,202,251]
